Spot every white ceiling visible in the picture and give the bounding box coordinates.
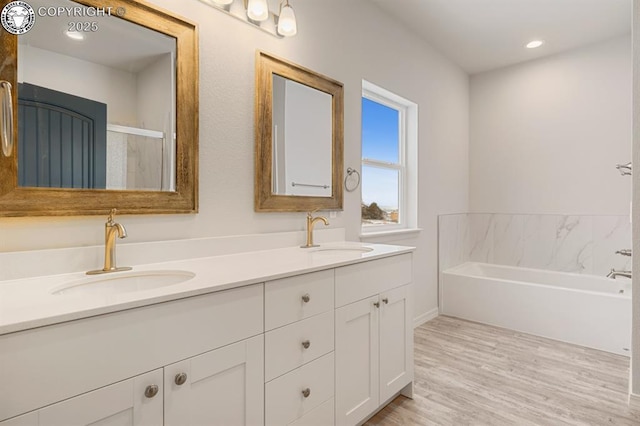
[20,0,175,73]
[369,0,632,74]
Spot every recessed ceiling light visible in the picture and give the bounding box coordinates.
[526,40,544,49]
[65,31,84,41]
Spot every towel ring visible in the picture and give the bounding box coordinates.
[616,162,632,176]
[0,80,13,158]
[344,167,361,192]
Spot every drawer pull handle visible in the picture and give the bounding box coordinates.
[175,372,188,386]
[302,340,311,349]
[301,293,311,303]
[301,388,311,398]
[144,385,159,398]
[382,298,389,304]
[374,301,380,308]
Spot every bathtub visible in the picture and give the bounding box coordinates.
[441,262,631,355]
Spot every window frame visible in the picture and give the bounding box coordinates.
[360,80,418,235]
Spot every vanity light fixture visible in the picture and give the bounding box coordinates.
[526,40,544,49]
[199,0,298,38]
[247,0,269,21]
[277,0,296,36]
[65,30,84,41]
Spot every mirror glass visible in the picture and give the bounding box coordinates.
[17,0,176,191]
[271,74,332,197]
[255,51,343,212]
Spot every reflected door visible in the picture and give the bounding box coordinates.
[18,83,107,189]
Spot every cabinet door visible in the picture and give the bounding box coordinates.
[335,296,379,426]
[379,285,413,403]
[35,369,162,426]
[164,335,264,426]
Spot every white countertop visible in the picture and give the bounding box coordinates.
[0,242,414,335]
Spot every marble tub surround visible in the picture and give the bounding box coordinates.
[438,214,470,274]
[439,214,631,277]
[0,240,412,335]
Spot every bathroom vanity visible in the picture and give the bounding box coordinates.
[0,243,413,426]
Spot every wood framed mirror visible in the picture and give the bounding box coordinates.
[0,0,198,217]
[255,51,343,212]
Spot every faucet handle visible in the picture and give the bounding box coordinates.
[616,249,632,257]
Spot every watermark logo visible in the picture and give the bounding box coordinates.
[1,1,35,35]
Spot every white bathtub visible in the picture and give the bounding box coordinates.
[441,262,631,355]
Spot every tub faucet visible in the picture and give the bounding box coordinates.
[301,211,329,248]
[87,209,132,275]
[607,269,632,280]
[615,249,632,257]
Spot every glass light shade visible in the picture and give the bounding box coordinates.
[277,4,297,36]
[247,0,269,21]
[65,30,84,40]
[211,0,233,4]
[526,40,544,49]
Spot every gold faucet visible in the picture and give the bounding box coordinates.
[301,211,329,248]
[87,209,132,275]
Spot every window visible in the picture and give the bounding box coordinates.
[361,81,417,234]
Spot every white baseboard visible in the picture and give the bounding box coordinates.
[629,392,640,409]
[414,308,439,328]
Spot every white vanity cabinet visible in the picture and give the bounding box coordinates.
[0,336,265,426]
[0,246,414,426]
[334,254,413,426]
[0,284,264,426]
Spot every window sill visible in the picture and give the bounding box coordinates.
[359,227,422,241]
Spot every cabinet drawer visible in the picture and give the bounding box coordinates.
[265,270,334,330]
[265,353,335,426]
[335,254,412,308]
[265,311,334,381]
[289,397,334,426]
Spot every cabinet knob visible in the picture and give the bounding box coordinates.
[382,298,389,304]
[301,388,311,398]
[302,340,311,349]
[373,301,380,308]
[144,384,159,398]
[175,372,188,386]
[301,293,310,303]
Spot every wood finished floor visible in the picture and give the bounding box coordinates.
[366,316,640,426]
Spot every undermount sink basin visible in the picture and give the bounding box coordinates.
[51,270,196,297]
[311,246,374,254]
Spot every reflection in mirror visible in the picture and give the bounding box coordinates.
[272,74,332,197]
[0,0,198,216]
[255,51,343,212]
[17,0,176,191]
